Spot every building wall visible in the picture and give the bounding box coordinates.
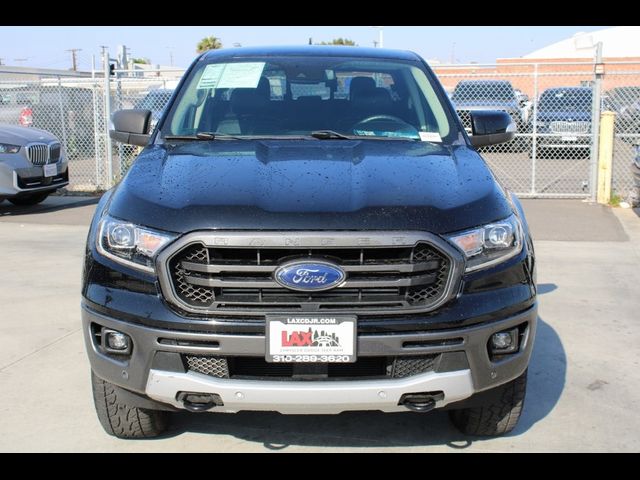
[433,57,640,99]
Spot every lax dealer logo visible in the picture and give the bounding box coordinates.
[266,315,356,362]
[281,328,341,348]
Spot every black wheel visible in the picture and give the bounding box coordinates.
[8,192,50,206]
[449,369,527,436]
[91,371,169,439]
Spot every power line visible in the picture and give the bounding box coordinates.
[66,48,82,71]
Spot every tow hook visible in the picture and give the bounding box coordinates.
[176,392,222,412]
[398,392,444,413]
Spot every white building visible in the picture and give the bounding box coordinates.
[523,26,640,60]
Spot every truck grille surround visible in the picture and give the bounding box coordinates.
[157,232,462,317]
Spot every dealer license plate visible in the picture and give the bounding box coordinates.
[43,164,57,177]
[561,135,578,142]
[266,315,357,363]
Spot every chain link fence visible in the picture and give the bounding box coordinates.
[1,62,638,201]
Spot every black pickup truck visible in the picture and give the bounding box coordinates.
[82,46,537,439]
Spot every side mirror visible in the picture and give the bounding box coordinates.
[468,110,516,148]
[109,109,152,146]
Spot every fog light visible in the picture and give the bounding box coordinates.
[102,328,131,354]
[490,328,519,354]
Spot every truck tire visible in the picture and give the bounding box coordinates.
[449,369,527,436]
[91,371,169,439]
[8,192,50,206]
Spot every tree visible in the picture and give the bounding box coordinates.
[197,36,223,53]
[318,38,357,46]
[131,58,150,65]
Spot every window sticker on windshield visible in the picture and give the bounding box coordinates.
[196,62,266,90]
[419,132,441,142]
[196,64,226,89]
[218,62,266,88]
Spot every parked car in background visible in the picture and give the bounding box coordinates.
[533,87,592,158]
[134,88,174,129]
[0,85,96,159]
[603,86,640,137]
[0,87,36,127]
[451,80,526,132]
[451,80,527,151]
[0,124,69,205]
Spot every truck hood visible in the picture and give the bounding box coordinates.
[107,140,512,234]
[0,124,59,144]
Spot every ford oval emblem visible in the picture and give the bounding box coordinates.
[274,260,346,292]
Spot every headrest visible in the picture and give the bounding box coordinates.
[352,87,393,111]
[350,77,376,100]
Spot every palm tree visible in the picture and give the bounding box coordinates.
[197,36,223,53]
[318,38,357,46]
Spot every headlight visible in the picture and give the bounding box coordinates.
[446,214,524,272]
[96,215,176,273]
[0,143,20,154]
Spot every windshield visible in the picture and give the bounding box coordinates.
[452,82,515,102]
[539,89,592,112]
[160,55,453,141]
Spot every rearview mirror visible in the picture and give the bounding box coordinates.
[468,110,516,148]
[109,109,152,147]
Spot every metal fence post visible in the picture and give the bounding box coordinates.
[589,42,603,202]
[103,49,114,189]
[56,76,68,149]
[115,71,125,179]
[530,64,539,196]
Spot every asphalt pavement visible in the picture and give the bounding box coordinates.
[0,195,639,452]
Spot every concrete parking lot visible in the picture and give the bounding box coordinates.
[0,195,639,452]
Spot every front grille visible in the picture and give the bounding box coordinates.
[549,121,590,134]
[26,143,50,165]
[185,354,438,380]
[49,143,61,161]
[163,234,456,316]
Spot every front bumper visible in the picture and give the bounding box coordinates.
[0,156,69,197]
[82,302,537,414]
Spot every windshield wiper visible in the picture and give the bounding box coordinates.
[164,132,242,141]
[310,130,352,140]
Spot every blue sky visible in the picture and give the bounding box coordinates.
[0,26,607,70]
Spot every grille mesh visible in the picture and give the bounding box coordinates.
[391,356,439,378]
[186,355,229,378]
[406,245,451,304]
[185,354,438,379]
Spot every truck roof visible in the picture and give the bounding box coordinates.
[202,45,421,62]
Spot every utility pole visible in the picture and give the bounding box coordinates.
[372,26,384,48]
[67,48,81,71]
[99,46,108,70]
